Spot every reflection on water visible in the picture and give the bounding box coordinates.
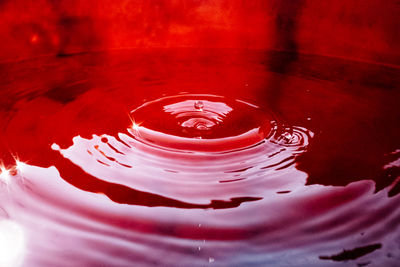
[0,220,25,267]
[54,93,311,206]
[0,49,399,266]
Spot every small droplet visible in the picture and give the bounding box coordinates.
[198,247,201,251]
[194,100,204,111]
[209,257,215,263]
[307,117,311,121]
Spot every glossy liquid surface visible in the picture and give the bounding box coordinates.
[0,49,399,266]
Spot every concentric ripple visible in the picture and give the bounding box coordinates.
[55,94,313,205]
[129,94,273,152]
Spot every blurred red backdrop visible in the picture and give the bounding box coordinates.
[0,0,399,65]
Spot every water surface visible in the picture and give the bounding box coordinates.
[0,49,399,266]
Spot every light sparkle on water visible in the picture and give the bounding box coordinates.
[0,167,10,184]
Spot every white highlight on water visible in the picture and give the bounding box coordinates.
[0,168,10,184]
[0,220,25,267]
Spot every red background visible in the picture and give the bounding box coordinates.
[0,0,399,66]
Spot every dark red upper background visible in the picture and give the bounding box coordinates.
[0,0,399,66]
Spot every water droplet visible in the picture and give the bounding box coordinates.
[194,100,204,111]
[209,257,215,263]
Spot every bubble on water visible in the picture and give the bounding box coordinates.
[194,100,204,111]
